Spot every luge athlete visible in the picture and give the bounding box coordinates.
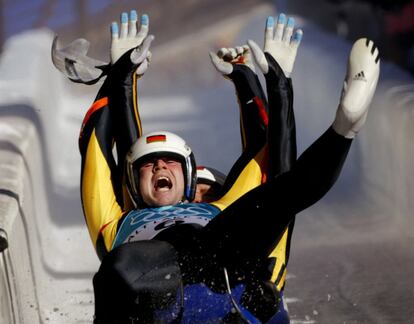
[209,16,301,321]
[112,12,298,322]
[194,166,226,203]
[54,9,380,323]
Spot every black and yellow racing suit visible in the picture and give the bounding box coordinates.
[79,49,143,260]
[81,48,352,322]
[220,54,297,293]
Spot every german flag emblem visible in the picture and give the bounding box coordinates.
[146,134,167,143]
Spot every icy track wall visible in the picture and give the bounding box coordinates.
[0,29,62,323]
[0,29,98,324]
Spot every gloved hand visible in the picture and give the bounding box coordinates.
[110,10,152,76]
[209,44,256,75]
[51,10,153,83]
[248,13,303,77]
[51,36,109,84]
[332,38,380,138]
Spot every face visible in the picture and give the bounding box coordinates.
[139,157,185,207]
[194,183,218,203]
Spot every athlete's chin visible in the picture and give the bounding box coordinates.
[150,191,180,207]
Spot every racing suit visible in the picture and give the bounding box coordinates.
[80,48,351,323]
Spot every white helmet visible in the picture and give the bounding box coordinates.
[126,131,197,206]
[196,166,226,187]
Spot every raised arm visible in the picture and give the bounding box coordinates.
[109,11,152,160]
[210,15,302,209]
[79,11,153,259]
[210,45,269,196]
[249,14,303,178]
[210,46,268,153]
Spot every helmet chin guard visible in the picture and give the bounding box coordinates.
[126,131,197,207]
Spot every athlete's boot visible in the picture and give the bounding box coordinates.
[332,38,380,138]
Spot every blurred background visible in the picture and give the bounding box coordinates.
[1,0,414,74]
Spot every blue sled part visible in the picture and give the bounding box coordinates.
[155,283,290,323]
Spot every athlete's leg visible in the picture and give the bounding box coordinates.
[93,240,182,323]
[206,35,380,267]
[204,127,351,263]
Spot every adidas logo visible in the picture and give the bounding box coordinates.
[353,70,367,82]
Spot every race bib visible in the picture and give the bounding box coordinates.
[112,203,219,249]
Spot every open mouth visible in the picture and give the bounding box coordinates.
[154,176,172,192]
